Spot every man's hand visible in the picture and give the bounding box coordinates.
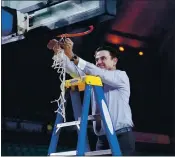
[47,39,62,55]
[60,38,74,59]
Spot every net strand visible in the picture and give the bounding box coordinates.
[51,49,66,122]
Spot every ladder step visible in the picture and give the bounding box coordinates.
[57,121,80,128]
[78,114,101,121]
[50,150,76,156]
[56,114,100,128]
[50,149,111,156]
[86,149,111,156]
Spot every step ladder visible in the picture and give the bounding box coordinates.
[48,75,122,156]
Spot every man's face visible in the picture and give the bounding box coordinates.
[95,50,117,70]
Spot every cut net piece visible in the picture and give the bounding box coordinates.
[51,49,66,122]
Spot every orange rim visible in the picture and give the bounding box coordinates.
[56,25,94,38]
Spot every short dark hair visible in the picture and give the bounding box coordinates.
[95,45,120,59]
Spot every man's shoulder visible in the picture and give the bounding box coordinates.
[115,69,128,75]
[115,69,129,81]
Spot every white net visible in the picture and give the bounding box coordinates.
[51,49,67,122]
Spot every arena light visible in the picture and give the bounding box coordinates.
[139,51,144,56]
[119,46,124,52]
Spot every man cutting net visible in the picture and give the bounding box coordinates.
[47,38,135,156]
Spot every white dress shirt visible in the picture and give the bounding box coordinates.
[53,54,134,136]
